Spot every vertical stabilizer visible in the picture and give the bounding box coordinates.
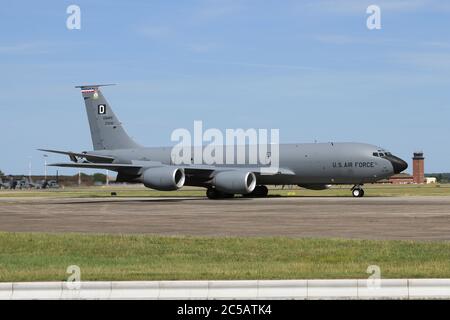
[76,84,140,150]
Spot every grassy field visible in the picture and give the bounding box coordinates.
[1,232,450,282]
[1,184,450,198]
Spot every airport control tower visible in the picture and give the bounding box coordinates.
[412,151,425,184]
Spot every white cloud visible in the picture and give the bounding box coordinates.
[0,41,87,55]
[314,35,450,50]
[188,42,220,53]
[420,41,450,49]
[193,0,243,20]
[0,43,48,54]
[299,0,435,15]
[314,34,363,45]
[392,52,450,70]
[313,34,407,46]
[191,59,316,71]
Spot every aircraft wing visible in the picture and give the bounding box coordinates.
[38,149,115,163]
[47,162,143,174]
[48,161,295,177]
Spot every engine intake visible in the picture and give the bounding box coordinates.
[142,166,185,191]
[213,171,256,194]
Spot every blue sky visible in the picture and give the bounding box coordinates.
[0,0,449,175]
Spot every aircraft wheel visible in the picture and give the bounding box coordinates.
[206,188,234,200]
[206,188,219,199]
[244,185,269,198]
[222,193,235,199]
[255,185,269,197]
[352,188,364,198]
[257,185,269,197]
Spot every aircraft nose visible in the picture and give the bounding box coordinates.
[386,155,408,174]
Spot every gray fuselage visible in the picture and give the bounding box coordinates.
[90,142,405,186]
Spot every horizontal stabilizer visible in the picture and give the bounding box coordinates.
[38,149,115,163]
[75,84,116,89]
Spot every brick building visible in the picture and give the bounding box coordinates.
[412,152,425,184]
[388,172,413,184]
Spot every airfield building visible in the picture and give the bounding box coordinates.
[413,151,425,184]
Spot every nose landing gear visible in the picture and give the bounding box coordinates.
[351,185,365,197]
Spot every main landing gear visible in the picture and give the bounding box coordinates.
[351,185,365,198]
[206,185,269,199]
[206,187,234,200]
[243,185,269,198]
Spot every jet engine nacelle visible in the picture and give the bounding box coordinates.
[213,171,256,194]
[142,166,185,191]
[298,184,332,190]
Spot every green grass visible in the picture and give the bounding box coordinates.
[1,184,450,198]
[274,184,450,197]
[1,232,450,282]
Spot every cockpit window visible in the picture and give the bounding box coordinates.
[373,151,391,157]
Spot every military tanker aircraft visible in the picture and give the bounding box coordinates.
[40,85,407,199]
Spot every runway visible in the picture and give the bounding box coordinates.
[1,196,450,240]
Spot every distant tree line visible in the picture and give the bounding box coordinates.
[92,173,107,183]
[426,173,450,183]
[74,172,107,184]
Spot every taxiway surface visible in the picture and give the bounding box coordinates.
[1,196,449,240]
